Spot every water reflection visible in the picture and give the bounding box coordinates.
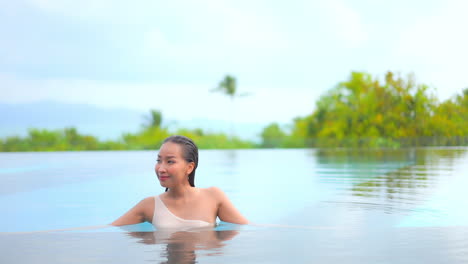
[316,148,416,165]
[127,229,239,263]
[316,148,468,214]
[351,149,467,197]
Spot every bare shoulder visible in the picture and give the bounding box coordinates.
[138,196,156,216]
[204,186,223,194]
[141,196,156,222]
[200,186,229,205]
[141,196,156,206]
[111,196,155,226]
[136,196,155,211]
[201,187,248,224]
[202,186,225,198]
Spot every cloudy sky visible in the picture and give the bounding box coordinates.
[1,0,467,125]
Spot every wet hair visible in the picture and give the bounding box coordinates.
[162,135,198,191]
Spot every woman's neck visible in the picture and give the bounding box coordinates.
[167,184,196,199]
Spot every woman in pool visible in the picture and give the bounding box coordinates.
[111,135,248,228]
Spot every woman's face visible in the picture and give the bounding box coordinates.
[155,142,194,188]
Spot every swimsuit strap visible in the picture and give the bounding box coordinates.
[152,195,214,229]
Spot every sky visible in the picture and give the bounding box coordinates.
[1,0,467,126]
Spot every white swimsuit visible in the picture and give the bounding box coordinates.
[152,195,215,230]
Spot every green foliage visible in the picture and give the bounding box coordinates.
[260,123,286,148]
[281,117,311,148]
[0,128,104,152]
[122,126,170,150]
[0,109,255,152]
[176,128,254,149]
[1,136,29,152]
[282,71,468,148]
[212,75,237,99]
[3,73,468,152]
[145,109,163,128]
[211,74,251,138]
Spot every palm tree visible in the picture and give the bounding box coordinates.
[211,75,250,136]
[145,109,162,128]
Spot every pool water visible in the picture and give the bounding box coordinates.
[1,148,467,263]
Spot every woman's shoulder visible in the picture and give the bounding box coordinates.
[137,196,159,210]
[143,195,158,201]
[139,196,157,207]
[199,186,227,200]
[199,186,223,194]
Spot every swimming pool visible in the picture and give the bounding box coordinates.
[1,148,467,263]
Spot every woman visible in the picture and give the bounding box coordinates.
[111,135,248,229]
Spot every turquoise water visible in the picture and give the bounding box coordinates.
[1,148,468,263]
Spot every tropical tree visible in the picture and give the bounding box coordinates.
[296,71,448,147]
[260,123,286,148]
[211,75,250,136]
[212,75,238,100]
[145,109,163,128]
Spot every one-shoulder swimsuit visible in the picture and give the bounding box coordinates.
[152,195,215,229]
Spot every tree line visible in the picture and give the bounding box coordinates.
[262,71,468,148]
[1,71,468,151]
[0,109,254,151]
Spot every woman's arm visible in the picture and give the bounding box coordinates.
[210,187,249,225]
[110,197,153,226]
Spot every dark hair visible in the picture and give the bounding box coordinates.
[162,135,198,191]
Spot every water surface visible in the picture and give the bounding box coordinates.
[1,148,467,263]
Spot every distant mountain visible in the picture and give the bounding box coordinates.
[0,101,265,141]
[0,101,145,140]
